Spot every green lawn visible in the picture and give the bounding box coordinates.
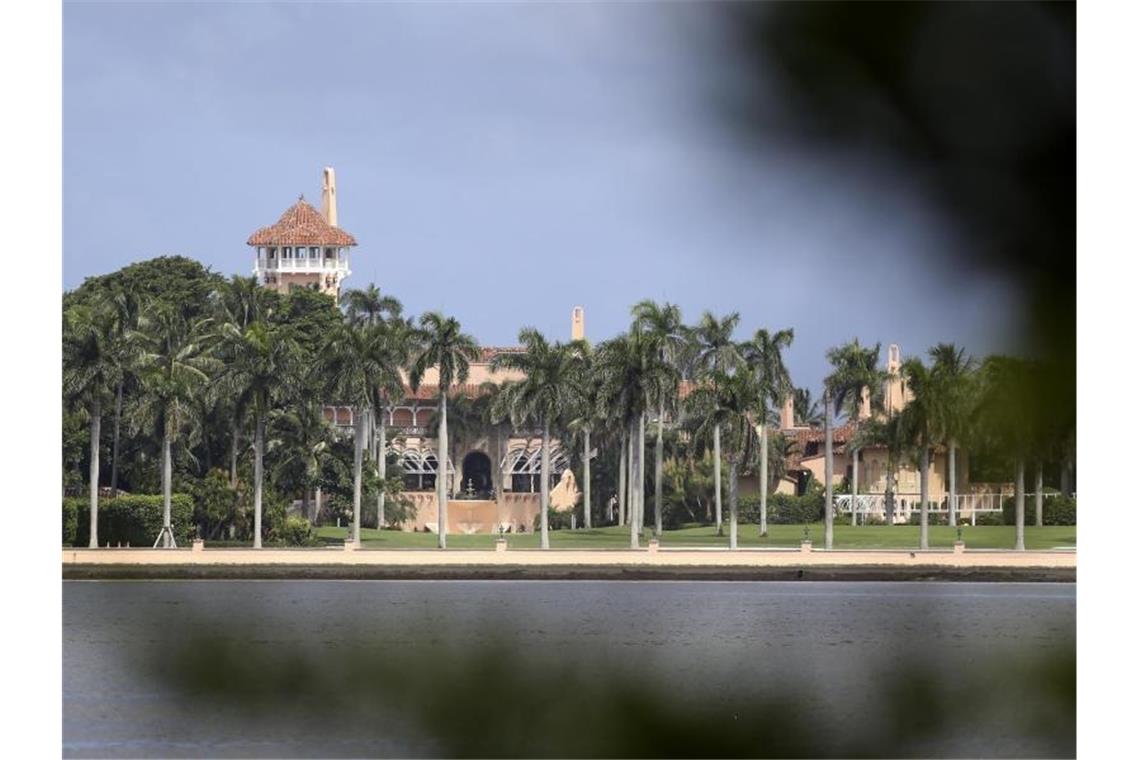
[316,523,1076,551]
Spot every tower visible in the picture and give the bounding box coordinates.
[884,343,911,413]
[246,168,357,301]
[571,306,585,341]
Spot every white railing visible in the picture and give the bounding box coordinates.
[835,492,1062,526]
[256,258,347,273]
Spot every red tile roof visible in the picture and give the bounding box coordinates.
[247,199,357,247]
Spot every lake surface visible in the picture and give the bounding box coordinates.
[63,580,1075,758]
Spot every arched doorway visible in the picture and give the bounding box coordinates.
[461,451,493,497]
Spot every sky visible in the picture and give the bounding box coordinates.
[63,1,1020,395]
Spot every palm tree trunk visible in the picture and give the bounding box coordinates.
[110,381,122,497]
[314,486,322,524]
[230,420,239,488]
[583,429,592,530]
[629,419,640,549]
[540,418,551,550]
[1035,462,1044,528]
[1060,456,1072,497]
[638,412,647,533]
[714,423,723,536]
[824,394,833,550]
[759,423,769,537]
[729,457,739,550]
[253,412,264,549]
[88,396,101,548]
[377,408,387,528]
[885,451,895,524]
[1015,459,1026,551]
[162,431,173,548]
[618,430,627,527]
[352,408,364,546]
[850,447,858,527]
[948,442,957,528]
[438,394,448,549]
[654,402,664,537]
[919,444,930,550]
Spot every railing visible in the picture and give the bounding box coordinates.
[835,492,1063,526]
[256,258,347,272]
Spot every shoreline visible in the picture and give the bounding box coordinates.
[62,547,1076,582]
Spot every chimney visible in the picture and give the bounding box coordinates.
[571,306,585,341]
[780,393,795,430]
[321,167,337,227]
[859,386,872,420]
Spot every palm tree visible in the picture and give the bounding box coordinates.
[319,320,393,546]
[741,328,794,537]
[270,399,336,522]
[824,339,886,548]
[793,387,824,427]
[691,312,742,536]
[898,356,938,550]
[565,341,600,529]
[491,329,582,549]
[63,302,121,548]
[215,320,302,548]
[687,368,757,549]
[371,315,416,528]
[342,283,402,327]
[409,312,480,549]
[973,356,1038,551]
[133,304,216,547]
[631,300,685,538]
[105,284,142,497]
[928,343,977,527]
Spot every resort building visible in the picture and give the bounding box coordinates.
[248,169,573,534]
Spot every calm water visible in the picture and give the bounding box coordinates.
[63,581,1075,758]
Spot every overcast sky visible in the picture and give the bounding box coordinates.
[64,1,1019,395]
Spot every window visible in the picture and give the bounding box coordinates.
[310,246,319,259]
[267,247,276,259]
[282,247,292,259]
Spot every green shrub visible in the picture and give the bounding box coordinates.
[65,494,195,547]
[907,510,948,526]
[975,512,1005,526]
[279,516,316,546]
[63,499,79,545]
[1002,495,1076,526]
[768,492,824,524]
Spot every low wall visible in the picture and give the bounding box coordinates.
[401,492,541,534]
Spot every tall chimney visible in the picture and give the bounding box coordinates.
[571,306,585,341]
[321,167,337,227]
[780,393,795,430]
[858,386,872,419]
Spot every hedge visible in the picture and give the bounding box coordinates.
[1001,495,1076,526]
[739,492,824,525]
[63,494,195,547]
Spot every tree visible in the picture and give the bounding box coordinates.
[269,399,336,522]
[491,329,583,549]
[319,320,392,546]
[741,328,794,537]
[370,314,416,528]
[928,343,977,527]
[631,300,685,538]
[133,304,216,547]
[342,283,402,327]
[691,312,742,536]
[793,387,824,428]
[898,356,938,550]
[409,312,480,549]
[566,342,601,529]
[824,339,886,548]
[63,301,121,548]
[215,319,302,548]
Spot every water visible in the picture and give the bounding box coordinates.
[63,580,1075,757]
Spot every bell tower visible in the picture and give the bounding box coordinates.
[246,168,357,302]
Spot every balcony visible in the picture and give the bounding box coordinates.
[256,257,348,274]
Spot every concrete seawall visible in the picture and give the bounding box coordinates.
[62,547,1076,582]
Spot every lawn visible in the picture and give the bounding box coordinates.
[316,523,1076,551]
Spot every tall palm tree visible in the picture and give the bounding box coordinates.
[899,356,938,550]
[409,312,480,549]
[928,343,977,527]
[691,312,742,536]
[320,320,393,546]
[687,368,757,550]
[824,339,886,548]
[133,304,216,547]
[269,399,335,522]
[370,314,416,527]
[105,284,142,497]
[631,300,685,538]
[565,341,600,529]
[741,328,794,537]
[216,320,302,548]
[63,302,121,548]
[491,329,582,550]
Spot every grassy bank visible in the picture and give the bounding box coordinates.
[314,523,1076,551]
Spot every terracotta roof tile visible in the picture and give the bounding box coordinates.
[247,199,357,247]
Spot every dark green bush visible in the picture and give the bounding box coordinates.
[65,494,195,547]
[63,499,79,545]
[907,510,948,526]
[975,512,1005,526]
[1002,495,1076,526]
